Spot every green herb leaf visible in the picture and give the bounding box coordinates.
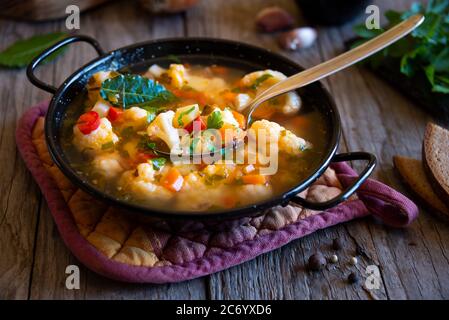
[152,157,166,170]
[207,110,224,129]
[0,32,68,68]
[121,126,135,138]
[101,141,115,150]
[353,0,449,95]
[249,74,273,90]
[353,25,383,39]
[138,136,156,151]
[177,106,196,127]
[100,74,176,109]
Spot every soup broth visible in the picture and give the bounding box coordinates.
[61,62,328,212]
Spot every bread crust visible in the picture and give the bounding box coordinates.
[394,155,449,220]
[422,123,449,206]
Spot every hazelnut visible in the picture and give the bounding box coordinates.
[307,252,327,271]
[256,6,295,33]
[278,27,317,51]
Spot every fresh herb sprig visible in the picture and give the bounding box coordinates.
[353,0,449,94]
[100,74,176,108]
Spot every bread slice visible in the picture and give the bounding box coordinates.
[393,155,449,218]
[423,123,449,205]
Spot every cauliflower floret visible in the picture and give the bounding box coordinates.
[92,152,124,178]
[241,70,286,91]
[73,118,119,152]
[234,93,251,112]
[147,64,167,78]
[147,111,181,152]
[240,70,302,115]
[167,64,187,88]
[122,107,148,128]
[249,119,283,143]
[209,107,239,128]
[238,184,273,205]
[279,130,310,156]
[249,120,310,156]
[119,163,172,201]
[282,92,302,115]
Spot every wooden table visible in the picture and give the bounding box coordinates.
[1,0,448,300]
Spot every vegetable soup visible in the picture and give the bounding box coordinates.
[61,62,328,212]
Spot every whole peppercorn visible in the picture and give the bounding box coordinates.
[332,238,343,251]
[348,272,359,284]
[307,252,327,271]
[329,254,339,263]
[350,256,358,265]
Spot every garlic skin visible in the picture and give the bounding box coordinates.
[278,27,318,51]
[256,6,295,33]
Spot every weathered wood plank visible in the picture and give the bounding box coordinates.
[315,0,449,299]
[28,1,206,299]
[186,0,391,300]
[0,17,59,299]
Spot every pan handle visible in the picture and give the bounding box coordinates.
[289,152,377,211]
[27,35,105,94]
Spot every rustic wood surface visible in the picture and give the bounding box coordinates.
[0,0,448,300]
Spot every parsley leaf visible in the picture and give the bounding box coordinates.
[151,158,166,170]
[353,0,449,94]
[177,106,196,127]
[207,110,224,129]
[249,74,273,90]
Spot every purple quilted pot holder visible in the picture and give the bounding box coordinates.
[16,102,419,284]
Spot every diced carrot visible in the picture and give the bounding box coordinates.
[242,174,266,185]
[161,167,184,192]
[210,65,229,76]
[231,110,246,129]
[222,90,237,103]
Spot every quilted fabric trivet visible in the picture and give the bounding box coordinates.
[16,102,419,284]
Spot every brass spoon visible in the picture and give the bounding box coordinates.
[156,14,424,158]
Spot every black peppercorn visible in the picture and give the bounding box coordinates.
[332,238,343,251]
[348,272,359,284]
[307,252,327,271]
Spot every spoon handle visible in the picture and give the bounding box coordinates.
[248,14,424,112]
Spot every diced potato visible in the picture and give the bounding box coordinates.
[148,64,167,78]
[173,104,200,128]
[167,64,187,88]
[88,71,114,89]
[92,99,111,118]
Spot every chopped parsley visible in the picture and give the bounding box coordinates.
[101,141,114,150]
[206,110,224,129]
[177,106,196,127]
[249,74,273,90]
[152,157,166,170]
